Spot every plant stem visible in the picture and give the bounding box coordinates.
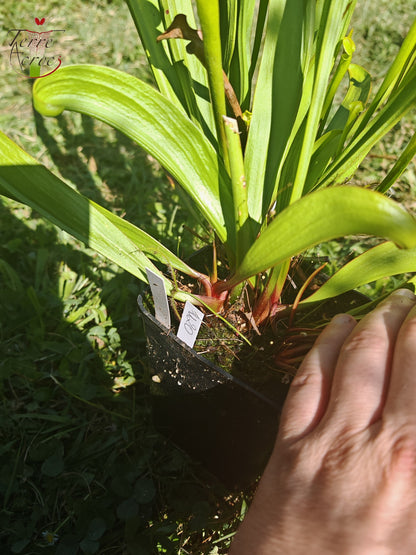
[223,116,249,267]
[252,260,290,324]
[195,0,229,171]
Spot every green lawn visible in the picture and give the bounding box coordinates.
[0,0,415,553]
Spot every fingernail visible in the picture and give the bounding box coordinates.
[332,313,355,325]
[391,288,416,301]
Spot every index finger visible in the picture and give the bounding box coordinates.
[278,313,356,442]
[384,302,416,423]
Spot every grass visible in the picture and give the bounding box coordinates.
[0,0,415,553]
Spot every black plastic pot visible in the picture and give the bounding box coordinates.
[137,295,289,489]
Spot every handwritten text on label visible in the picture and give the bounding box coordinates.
[177,301,204,348]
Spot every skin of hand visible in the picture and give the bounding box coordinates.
[229,289,416,555]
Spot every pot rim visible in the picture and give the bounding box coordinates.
[137,294,280,409]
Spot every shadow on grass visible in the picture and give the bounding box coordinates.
[0,201,131,548]
[0,195,240,554]
[0,81,244,552]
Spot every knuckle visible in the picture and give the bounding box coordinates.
[319,429,363,474]
[383,424,416,477]
[341,327,387,357]
[283,426,363,481]
[290,368,322,389]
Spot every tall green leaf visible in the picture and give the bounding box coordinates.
[125,0,186,108]
[248,0,269,97]
[33,64,234,248]
[244,0,287,223]
[263,0,308,212]
[227,0,257,110]
[125,0,216,138]
[289,0,355,204]
[352,15,416,137]
[224,186,416,288]
[319,33,356,133]
[377,131,416,194]
[0,132,197,299]
[159,0,217,136]
[319,65,416,188]
[220,0,238,73]
[303,242,416,303]
[325,63,371,135]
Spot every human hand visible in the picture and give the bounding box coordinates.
[229,289,416,555]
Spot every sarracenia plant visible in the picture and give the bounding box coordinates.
[1,0,416,330]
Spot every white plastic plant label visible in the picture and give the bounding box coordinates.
[177,301,204,348]
[146,268,171,329]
